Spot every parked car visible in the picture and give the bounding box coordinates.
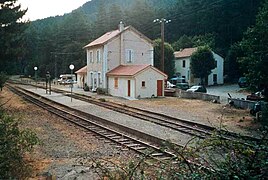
[186,85,207,93]
[238,77,248,88]
[167,81,176,88]
[59,79,77,85]
[170,77,187,85]
[169,77,189,90]
[246,91,265,101]
[176,83,189,90]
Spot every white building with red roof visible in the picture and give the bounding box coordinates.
[75,66,87,88]
[174,47,224,86]
[82,22,167,98]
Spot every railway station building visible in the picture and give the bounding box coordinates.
[81,22,167,98]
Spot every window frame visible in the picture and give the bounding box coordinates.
[142,81,146,88]
[114,77,118,89]
[126,49,133,63]
[98,72,101,86]
[96,49,101,63]
[89,51,93,63]
[182,60,186,68]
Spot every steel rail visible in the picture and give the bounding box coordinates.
[52,87,262,143]
[8,81,262,144]
[7,84,178,162]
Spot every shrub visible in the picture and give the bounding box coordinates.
[0,109,39,179]
[91,130,268,179]
[96,88,107,95]
[84,85,90,91]
[99,98,106,102]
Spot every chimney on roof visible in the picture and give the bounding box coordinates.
[119,21,124,32]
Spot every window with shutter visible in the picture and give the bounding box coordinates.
[126,49,133,63]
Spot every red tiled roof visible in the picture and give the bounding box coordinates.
[174,47,198,58]
[84,30,121,48]
[83,25,152,49]
[107,64,150,76]
[107,64,167,78]
[75,66,87,74]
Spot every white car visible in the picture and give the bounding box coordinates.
[167,81,176,88]
[186,85,207,93]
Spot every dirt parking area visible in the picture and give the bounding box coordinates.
[102,96,261,137]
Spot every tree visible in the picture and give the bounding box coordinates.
[107,4,124,30]
[225,43,245,82]
[172,35,194,51]
[239,0,268,94]
[94,0,108,36]
[190,46,216,85]
[0,0,27,74]
[192,33,216,49]
[125,0,157,39]
[172,33,215,52]
[153,39,175,78]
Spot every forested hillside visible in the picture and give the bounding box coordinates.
[19,0,262,79]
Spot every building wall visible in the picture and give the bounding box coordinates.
[108,67,166,98]
[108,76,135,98]
[86,28,154,93]
[106,30,154,72]
[135,68,165,98]
[106,36,121,72]
[174,57,190,81]
[207,53,224,85]
[76,73,87,88]
[174,52,224,86]
[122,30,154,65]
[86,46,104,90]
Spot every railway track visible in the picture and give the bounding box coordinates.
[8,81,262,144]
[50,86,262,144]
[7,84,177,162]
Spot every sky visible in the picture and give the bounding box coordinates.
[18,0,90,21]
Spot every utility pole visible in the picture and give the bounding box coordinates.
[54,54,57,79]
[153,18,171,72]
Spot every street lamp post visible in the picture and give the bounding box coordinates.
[46,71,51,94]
[153,18,171,72]
[69,64,74,102]
[34,66,38,89]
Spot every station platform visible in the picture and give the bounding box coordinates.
[19,83,191,146]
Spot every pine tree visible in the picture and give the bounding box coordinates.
[239,0,268,94]
[0,0,27,74]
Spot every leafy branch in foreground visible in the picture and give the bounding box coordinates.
[0,108,39,179]
[86,128,268,179]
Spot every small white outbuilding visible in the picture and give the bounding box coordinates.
[106,64,167,99]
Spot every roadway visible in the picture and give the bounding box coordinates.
[206,84,248,103]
